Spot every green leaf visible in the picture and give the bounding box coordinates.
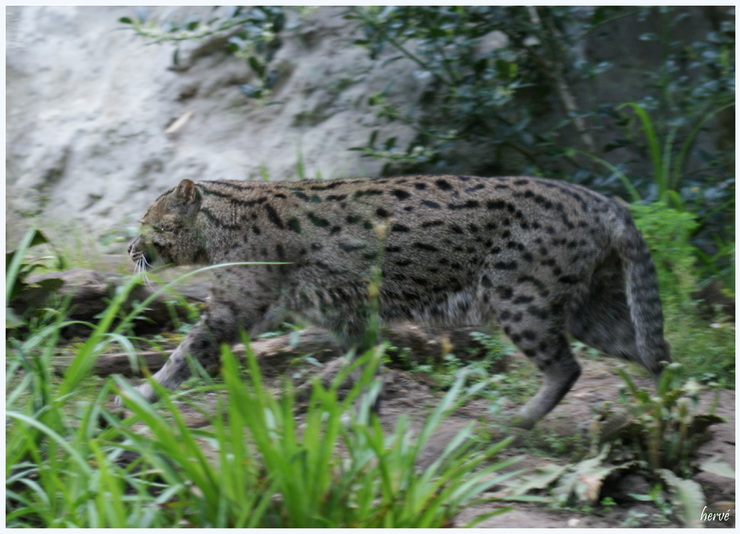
[553,448,624,505]
[659,468,706,527]
[239,83,262,98]
[248,56,265,77]
[6,306,25,328]
[6,227,50,306]
[508,463,568,496]
[699,455,735,479]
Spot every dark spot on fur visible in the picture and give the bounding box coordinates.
[353,189,383,199]
[527,306,550,320]
[265,204,285,230]
[288,217,301,233]
[308,213,330,228]
[448,200,480,209]
[413,242,439,252]
[494,261,518,270]
[435,179,453,191]
[497,287,514,300]
[449,224,465,235]
[339,242,366,252]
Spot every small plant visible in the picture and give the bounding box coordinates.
[599,496,617,513]
[119,6,288,100]
[6,227,67,328]
[608,364,725,476]
[509,363,729,526]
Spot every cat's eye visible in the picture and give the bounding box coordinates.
[143,223,165,233]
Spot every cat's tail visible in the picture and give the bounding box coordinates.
[613,204,672,377]
[614,203,671,377]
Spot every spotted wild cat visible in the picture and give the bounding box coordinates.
[123,175,671,428]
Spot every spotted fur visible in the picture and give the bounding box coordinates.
[124,175,671,428]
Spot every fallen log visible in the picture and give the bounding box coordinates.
[52,324,507,377]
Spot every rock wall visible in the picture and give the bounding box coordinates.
[7,6,423,247]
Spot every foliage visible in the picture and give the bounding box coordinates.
[630,201,699,310]
[7,338,517,526]
[396,329,521,397]
[114,345,517,527]
[509,364,730,526]
[7,228,66,321]
[344,6,584,172]
[607,363,725,476]
[630,201,735,382]
[7,256,518,527]
[119,6,287,100]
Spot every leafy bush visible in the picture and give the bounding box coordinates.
[608,364,725,477]
[629,201,734,382]
[630,201,699,310]
[344,6,585,172]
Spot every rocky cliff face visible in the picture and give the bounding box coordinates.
[7,6,423,247]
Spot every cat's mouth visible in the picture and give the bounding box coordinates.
[128,237,160,273]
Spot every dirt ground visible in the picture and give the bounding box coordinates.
[138,346,734,529]
[370,356,734,528]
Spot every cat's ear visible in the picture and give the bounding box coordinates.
[175,179,199,205]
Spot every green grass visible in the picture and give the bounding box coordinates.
[7,333,518,527]
[7,231,519,527]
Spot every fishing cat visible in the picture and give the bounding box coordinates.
[123,175,671,428]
